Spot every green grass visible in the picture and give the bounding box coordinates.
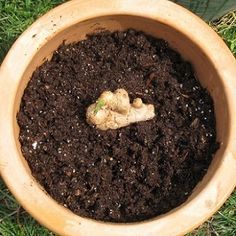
[0,0,65,61]
[0,181,53,236]
[211,11,236,56]
[0,1,235,235]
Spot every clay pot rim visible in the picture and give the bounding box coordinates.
[0,0,236,235]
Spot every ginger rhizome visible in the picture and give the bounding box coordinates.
[86,89,155,130]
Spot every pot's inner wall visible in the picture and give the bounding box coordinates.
[14,14,229,203]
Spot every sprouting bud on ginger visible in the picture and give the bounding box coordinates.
[86,89,155,130]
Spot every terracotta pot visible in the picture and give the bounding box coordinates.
[0,0,236,235]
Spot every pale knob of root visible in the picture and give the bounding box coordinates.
[100,89,130,115]
[86,88,155,130]
[86,104,110,125]
[132,98,143,108]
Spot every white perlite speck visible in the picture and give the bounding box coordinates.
[32,141,38,150]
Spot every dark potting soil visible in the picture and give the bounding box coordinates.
[17,29,219,222]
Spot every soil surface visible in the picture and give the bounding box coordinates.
[17,29,219,222]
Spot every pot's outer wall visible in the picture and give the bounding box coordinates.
[0,0,236,236]
[173,0,236,21]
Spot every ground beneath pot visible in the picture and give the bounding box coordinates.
[17,29,219,222]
